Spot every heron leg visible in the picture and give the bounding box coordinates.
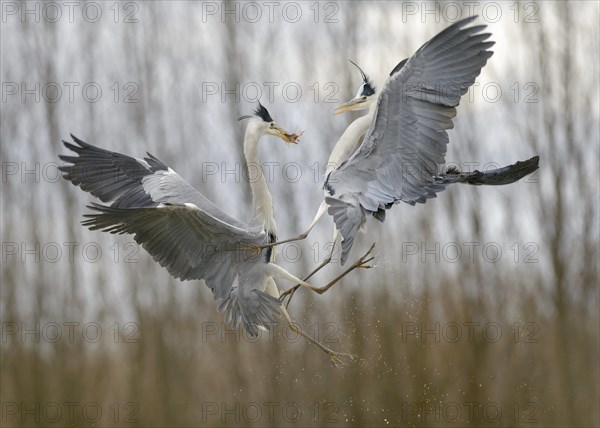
[264,275,354,366]
[281,228,340,308]
[314,243,375,293]
[246,201,328,252]
[279,243,376,308]
[280,305,355,367]
[307,227,341,278]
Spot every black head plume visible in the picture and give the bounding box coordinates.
[348,59,376,96]
[254,102,274,123]
[238,101,274,122]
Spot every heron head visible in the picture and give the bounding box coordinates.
[333,59,377,115]
[239,102,302,144]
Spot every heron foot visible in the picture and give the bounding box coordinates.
[286,321,355,366]
[328,350,356,367]
[282,243,376,308]
[313,243,376,295]
[339,244,375,275]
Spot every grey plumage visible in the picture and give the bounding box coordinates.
[325,17,539,264]
[437,156,540,186]
[389,57,409,77]
[60,135,281,336]
[58,134,164,208]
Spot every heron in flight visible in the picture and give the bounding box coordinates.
[269,17,540,304]
[59,103,365,365]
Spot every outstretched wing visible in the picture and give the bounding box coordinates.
[59,135,267,301]
[59,134,254,230]
[326,17,495,263]
[81,203,266,295]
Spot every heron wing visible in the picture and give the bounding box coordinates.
[82,202,283,337]
[326,16,494,262]
[59,134,251,231]
[60,135,267,301]
[82,203,265,294]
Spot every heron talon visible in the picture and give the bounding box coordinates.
[353,254,375,270]
[328,351,355,367]
[354,244,376,267]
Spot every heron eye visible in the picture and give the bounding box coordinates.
[270,123,274,128]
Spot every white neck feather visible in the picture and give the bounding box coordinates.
[243,125,277,236]
[326,106,376,175]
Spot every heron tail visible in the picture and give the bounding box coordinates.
[438,156,540,186]
[217,287,281,338]
[325,196,365,265]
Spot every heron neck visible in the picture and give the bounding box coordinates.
[326,110,375,175]
[243,128,277,236]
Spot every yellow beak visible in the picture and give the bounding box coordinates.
[274,126,302,144]
[333,97,367,115]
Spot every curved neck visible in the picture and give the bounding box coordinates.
[243,126,277,237]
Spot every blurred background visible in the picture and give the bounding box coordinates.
[1,1,598,427]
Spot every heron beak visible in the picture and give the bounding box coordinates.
[333,97,366,115]
[274,126,302,144]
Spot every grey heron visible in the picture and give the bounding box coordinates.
[267,17,540,304]
[58,103,365,365]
